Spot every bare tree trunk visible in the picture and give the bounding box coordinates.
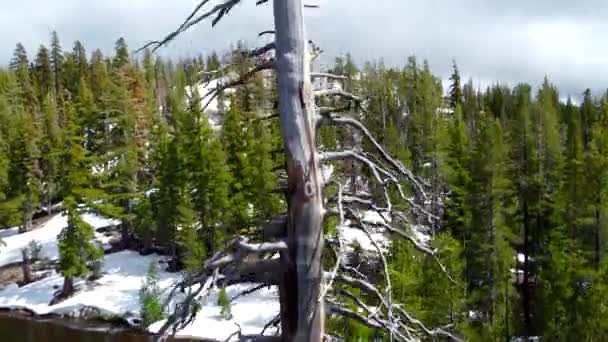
[21,249,32,284]
[55,276,74,303]
[273,1,324,340]
[595,195,601,270]
[20,196,33,233]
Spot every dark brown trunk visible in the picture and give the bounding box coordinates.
[61,276,74,298]
[522,201,532,336]
[21,249,32,284]
[273,1,324,340]
[595,195,601,270]
[20,200,33,233]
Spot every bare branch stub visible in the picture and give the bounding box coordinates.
[139,0,242,52]
[258,30,275,37]
[249,42,276,58]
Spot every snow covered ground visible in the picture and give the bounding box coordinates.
[0,250,174,316]
[0,212,279,341]
[149,284,279,340]
[0,212,119,268]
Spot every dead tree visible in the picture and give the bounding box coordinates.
[143,1,461,341]
[21,248,33,285]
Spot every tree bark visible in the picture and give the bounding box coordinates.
[20,198,33,233]
[522,201,532,336]
[61,276,74,298]
[595,195,601,270]
[21,249,32,284]
[273,1,324,341]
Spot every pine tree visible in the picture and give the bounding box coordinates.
[73,41,88,84]
[40,93,61,214]
[538,98,595,335]
[205,51,221,75]
[449,60,463,109]
[153,78,191,262]
[100,67,139,245]
[507,84,539,335]
[57,100,103,299]
[249,117,281,221]
[113,38,130,70]
[6,46,43,232]
[188,91,231,254]
[90,49,110,104]
[587,96,608,269]
[465,113,514,339]
[0,127,8,213]
[217,287,232,320]
[153,123,180,256]
[0,71,25,228]
[443,105,470,243]
[50,31,64,102]
[388,232,465,334]
[139,261,165,325]
[580,88,597,148]
[222,97,254,231]
[11,43,39,113]
[462,79,480,132]
[34,45,53,103]
[175,190,205,273]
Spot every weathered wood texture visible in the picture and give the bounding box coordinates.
[273,1,324,341]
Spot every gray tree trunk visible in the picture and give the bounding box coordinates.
[273,1,324,340]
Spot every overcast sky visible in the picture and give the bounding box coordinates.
[1,0,607,98]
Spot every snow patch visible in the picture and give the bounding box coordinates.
[0,212,119,268]
[339,221,389,252]
[81,213,120,229]
[321,164,334,184]
[0,214,67,268]
[409,224,431,246]
[0,251,173,316]
[148,284,279,341]
[361,210,391,225]
[185,76,236,130]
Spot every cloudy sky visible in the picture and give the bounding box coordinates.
[1,0,607,98]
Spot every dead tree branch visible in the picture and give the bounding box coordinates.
[320,113,429,199]
[140,0,242,52]
[249,42,276,58]
[260,314,281,335]
[200,60,275,111]
[258,30,275,36]
[311,72,347,80]
[231,284,268,301]
[314,89,362,103]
